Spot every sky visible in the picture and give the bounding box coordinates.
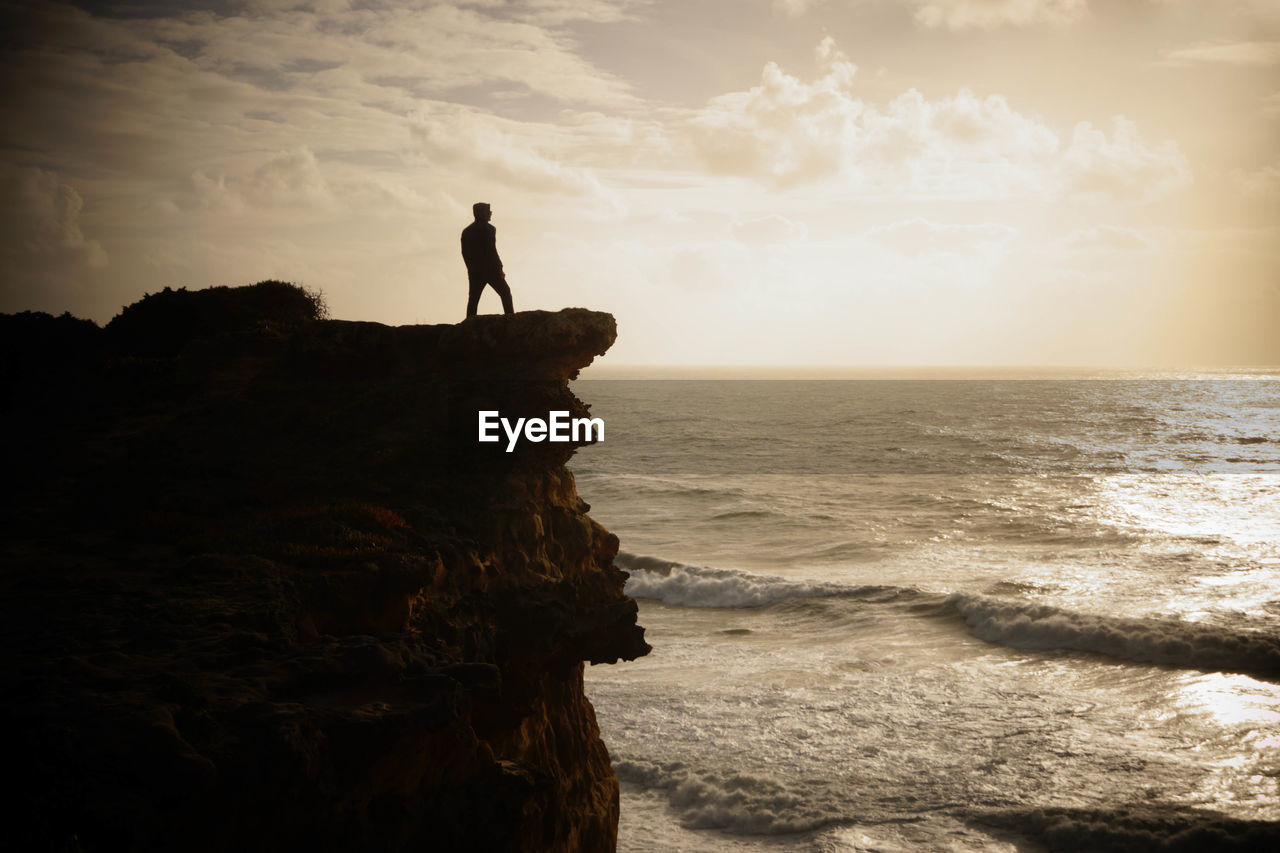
[1,0,1277,366]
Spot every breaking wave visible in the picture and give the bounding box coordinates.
[947,593,1280,678]
[976,805,1280,851]
[613,757,839,835]
[618,554,1280,678]
[616,552,903,609]
[617,553,1280,677]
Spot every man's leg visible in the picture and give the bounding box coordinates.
[466,277,484,317]
[490,275,514,314]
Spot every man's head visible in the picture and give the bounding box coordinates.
[472,202,492,222]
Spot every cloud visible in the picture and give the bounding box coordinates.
[39,0,642,121]
[341,2,637,106]
[1160,40,1280,67]
[864,218,1019,256]
[409,110,615,201]
[689,45,1187,203]
[690,53,860,188]
[245,147,333,206]
[730,214,807,244]
[854,88,1061,196]
[772,0,1089,27]
[1064,225,1150,250]
[773,0,821,16]
[192,147,334,211]
[457,0,647,26]
[1061,117,1191,202]
[912,0,1088,30]
[2,2,640,216]
[815,35,845,63]
[191,171,245,214]
[0,164,109,314]
[1231,160,1280,198]
[0,165,108,269]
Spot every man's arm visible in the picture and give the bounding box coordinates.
[487,223,503,273]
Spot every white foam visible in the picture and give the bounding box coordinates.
[614,757,838,835]
[617,554,851,609]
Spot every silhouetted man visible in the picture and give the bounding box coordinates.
[461,202,514,317]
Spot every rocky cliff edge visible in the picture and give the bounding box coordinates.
[0,285,650,852]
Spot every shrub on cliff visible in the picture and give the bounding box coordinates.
[0,310,101,366]
[105,280,328,357]
[0,310,103,408]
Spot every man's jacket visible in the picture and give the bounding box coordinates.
[460,221,503,277]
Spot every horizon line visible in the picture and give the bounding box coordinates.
[577,364,1280,379]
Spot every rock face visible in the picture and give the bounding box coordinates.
[1,292,650,852]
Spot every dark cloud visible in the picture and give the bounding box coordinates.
[67,1,241,19]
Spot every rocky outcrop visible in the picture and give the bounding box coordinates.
[1,289,649,852]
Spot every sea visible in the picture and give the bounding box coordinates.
[568,373,1280,851]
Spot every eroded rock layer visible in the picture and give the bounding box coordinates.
[1,295,649,852]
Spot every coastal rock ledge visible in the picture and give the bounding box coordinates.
[1,288,650,852]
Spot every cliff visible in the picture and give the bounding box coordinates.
[0,284,650,852]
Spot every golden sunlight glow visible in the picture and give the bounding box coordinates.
[1,1,1277,366]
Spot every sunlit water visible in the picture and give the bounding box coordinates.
[570,377,1280,850]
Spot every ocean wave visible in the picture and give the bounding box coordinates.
[616,553,903,609]
[708,509,776,521]
[576,473,747,499]
[613,757,838,835]
[975,806,1280,852]
[947,593,1280,678]
[615,552,688,576]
